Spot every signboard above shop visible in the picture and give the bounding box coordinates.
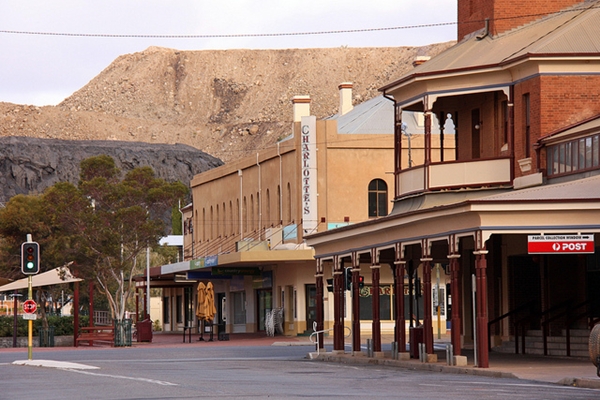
[528,234,595,254]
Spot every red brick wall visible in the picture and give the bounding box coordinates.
[512,74,600,176]
[458,0,584,39]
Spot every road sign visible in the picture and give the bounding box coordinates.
[23,299,37,314]
[528,234,595,254]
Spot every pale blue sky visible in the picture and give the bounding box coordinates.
[0,0,457,106]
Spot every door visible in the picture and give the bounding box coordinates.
[305,284,316,333]
[257,289,273,332]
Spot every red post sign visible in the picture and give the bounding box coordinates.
[528,235,595,254]
[23,299,37,314]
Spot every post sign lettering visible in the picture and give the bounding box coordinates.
[528,234,595,254]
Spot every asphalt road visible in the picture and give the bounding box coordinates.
[1,345,599,399]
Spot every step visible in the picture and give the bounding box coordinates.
[561,329,591,337]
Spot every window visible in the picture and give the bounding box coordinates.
[501,100,508,145]
[524,94,531,158]
[163,296,170,324]
[547,133,600,177]
[368,179,388,217]
[176,295,183,323]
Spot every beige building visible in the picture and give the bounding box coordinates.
[148,83,451,336]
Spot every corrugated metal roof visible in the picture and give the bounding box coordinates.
[477,174,600,202]
[333,95,394,134]
[382,1,600,90]
[331,95,446,135]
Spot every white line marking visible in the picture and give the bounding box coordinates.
[63,368,178,386]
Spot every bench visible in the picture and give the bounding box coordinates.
[75,326,115,347]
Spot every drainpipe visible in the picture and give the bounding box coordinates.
[256,153,262,239]
[476,18,490,40]
[277,142,283,226]
[383,91,400,197]
[238,169,243,241]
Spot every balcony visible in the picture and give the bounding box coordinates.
[395,157,512,199]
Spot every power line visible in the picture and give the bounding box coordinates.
[0,21,456,39]
[1,3,598,40]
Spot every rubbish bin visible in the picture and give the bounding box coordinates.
[39,326,55,347]
[409,326,424,359]
[136,319,153,343]
[218,322,228,341]
[114,318,133,347]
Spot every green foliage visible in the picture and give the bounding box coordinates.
[0,315,90,337]
[0,155,188,320]
[171,205,182,235]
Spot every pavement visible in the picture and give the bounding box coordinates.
[4,331,600,390]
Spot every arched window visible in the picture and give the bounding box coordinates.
[368,179,388,217]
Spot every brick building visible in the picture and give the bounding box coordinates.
[307,0,600,367]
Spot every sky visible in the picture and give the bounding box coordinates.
[0,1,457,106]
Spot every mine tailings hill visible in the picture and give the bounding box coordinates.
[0,43,454,165]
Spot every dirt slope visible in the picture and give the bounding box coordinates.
[0,44,453,162]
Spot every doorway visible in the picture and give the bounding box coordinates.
[257,289,273,331]
[305,284,316,334]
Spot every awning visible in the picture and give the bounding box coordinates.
[0,266,83,292]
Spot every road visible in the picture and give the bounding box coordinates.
[1,345,598,399]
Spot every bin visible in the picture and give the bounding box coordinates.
[218,322,229,341]
[136,319,153,343]
[409,326,424,359]
[114,318,133,347]
[39,326,55,347]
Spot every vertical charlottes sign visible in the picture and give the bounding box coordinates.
[301,115,317,235]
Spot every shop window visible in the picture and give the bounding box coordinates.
[368,179,388,217]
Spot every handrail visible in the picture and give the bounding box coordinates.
[564,298,600,356]
[309,321,351,355]
[488,300,535,352]
[540,299,573,356]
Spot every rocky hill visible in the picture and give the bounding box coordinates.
[0,43,453,164]
[0,136,222,204]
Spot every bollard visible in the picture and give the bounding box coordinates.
[419,343,426,362]
[391,342,398,360]
[367,339,373,358]
[446,343,454,366]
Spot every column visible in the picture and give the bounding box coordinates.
[371,263,381,353]
[475,250,489,368]
[315,259,324,350]
[448,254,462,355]
[333,256,345,352]
[351,253,361,353]
[394,260,406,352]
[421,257,434,354]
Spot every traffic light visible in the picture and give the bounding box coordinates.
[344,268,352,291]
[358,275,364,289]
[21,242,40,275]
[326,278,333,293]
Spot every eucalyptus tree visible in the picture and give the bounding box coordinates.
[0,155,188,323]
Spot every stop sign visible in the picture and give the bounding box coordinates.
[23,299,37,314]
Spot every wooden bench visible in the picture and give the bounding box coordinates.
[75,326,115,347]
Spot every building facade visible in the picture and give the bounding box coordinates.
[306,0,600,368]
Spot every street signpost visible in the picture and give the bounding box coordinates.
[23,299,37,314]
[528,234,595,254]
[21,234,40,360]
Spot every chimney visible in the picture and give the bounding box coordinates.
[412,56,430,67]
[338,82,353,116]
[292,95,311,122]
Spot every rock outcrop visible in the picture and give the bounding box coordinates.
[0,136,222,203]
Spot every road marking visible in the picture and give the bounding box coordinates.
[64,368,178,386]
